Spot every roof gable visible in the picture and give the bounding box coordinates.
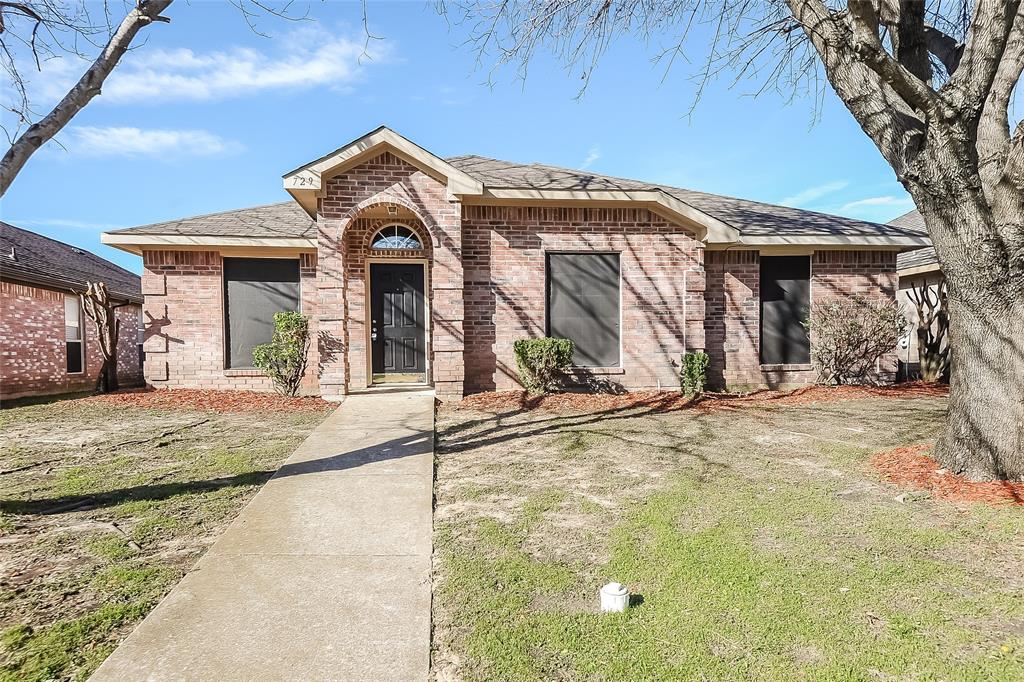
[283,126,484,214]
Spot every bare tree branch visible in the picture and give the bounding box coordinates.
[978,9,1024,201]
[0,0,174,196]
[847,0,938,112]
[943,0,1022,111]
[923,23,964,74]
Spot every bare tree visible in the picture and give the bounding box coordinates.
[908,277,950,383]
[0,0,310,196]
[442,0,1024,480]
[80,281,126,393]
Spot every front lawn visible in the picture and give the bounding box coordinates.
[433,390,1024,680]
[0,391,331,681]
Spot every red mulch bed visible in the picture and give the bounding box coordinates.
[81,388,335,413]
[872,444,1024,507]
[455,381,948,415]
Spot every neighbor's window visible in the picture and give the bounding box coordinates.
[137,307,145,369]
[371,225,422,250]
[223,258,300,369]
[546,253,621,367]
[759,255,811,365]
[64,294,84,374]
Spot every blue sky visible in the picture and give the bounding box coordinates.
[2,1,916,274]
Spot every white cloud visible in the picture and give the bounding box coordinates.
[25,26,387,106]
[13,218,124,230]
[68,126,242,158]
[779,180,849,208]
[581,146,601,170]
[839,195,915,212]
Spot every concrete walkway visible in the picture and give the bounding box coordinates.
[91,390,435,682]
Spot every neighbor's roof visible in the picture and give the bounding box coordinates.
[1,222,141,302]
[448,155,928,239]
[891,211,938,271]
[105,128,931,248]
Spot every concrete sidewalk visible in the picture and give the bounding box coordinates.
[90,390,435,682]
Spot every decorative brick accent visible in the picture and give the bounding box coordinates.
[141,250,318,393]
[461,205,705,392]
[1,279,143,399]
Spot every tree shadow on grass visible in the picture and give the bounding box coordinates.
[1,471,275,516]
[2,430,433,516]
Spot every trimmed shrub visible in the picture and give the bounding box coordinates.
[804,296,908,385]
[680,351,710,396]
[252,311,310,397]
[513,338,574,394]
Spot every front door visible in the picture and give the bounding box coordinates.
[370,263,426,383]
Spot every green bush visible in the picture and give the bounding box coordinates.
[513,338,574,394]
[680,351,710,396]
[252,311,310,397]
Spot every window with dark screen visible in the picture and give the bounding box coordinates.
[64,294,83,374]
[223,258,300,369]
[546,253,621,367]
[759,255,811,365]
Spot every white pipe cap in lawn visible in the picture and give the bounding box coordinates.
[600,582,629,613]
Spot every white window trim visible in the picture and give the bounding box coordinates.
[64,294,85,375]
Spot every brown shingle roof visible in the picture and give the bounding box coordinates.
[1,222,141,301]
[891,211,938,271]
[108,154,932,243]
[107,201,315,239]
[447,155,930,238]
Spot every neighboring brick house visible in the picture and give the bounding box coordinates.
[102,127,930,399]
[891,210,945,379]
[1,222,144,400]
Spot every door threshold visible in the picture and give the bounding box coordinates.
[349,385,435,396]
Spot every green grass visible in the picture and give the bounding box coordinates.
[434,397,1024,681]
[0,399,328,681]
[441,475,1024,680]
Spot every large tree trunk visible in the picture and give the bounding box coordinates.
[935,291,1024,480]
[917,198,1024,480]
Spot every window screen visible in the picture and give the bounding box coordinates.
[223,258,300,369]
[64,294,83,374]
[546,253,621,367]
[759,255,811,365]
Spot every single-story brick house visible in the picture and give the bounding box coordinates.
[102,127,930,399]
[1,222,144,400]
[891,210,945,378]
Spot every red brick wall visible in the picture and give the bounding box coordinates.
[141,250,318,393]
[461,205,705,392]
[812,250,899,381]
[704,250,898,389]
[1,279,143,400]
[704,251,761,389]
[317,151,464,398]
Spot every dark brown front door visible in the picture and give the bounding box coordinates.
[370,263,426,382]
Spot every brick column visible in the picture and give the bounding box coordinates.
[316,213,348,398]
[429,198,465,399]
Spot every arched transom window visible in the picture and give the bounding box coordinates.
[371,224,422,250]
